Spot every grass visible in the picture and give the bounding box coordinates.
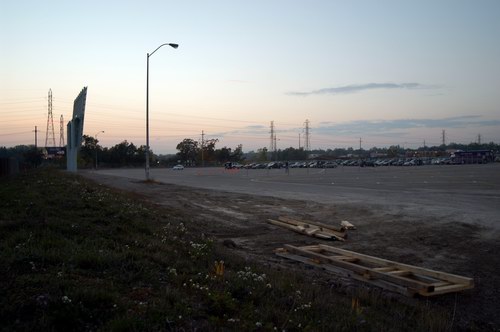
[0,169,454,331]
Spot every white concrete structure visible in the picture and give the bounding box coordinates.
[67,87,87,172]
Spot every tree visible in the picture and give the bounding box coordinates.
[278,147,306,161]
[176,138,198,165]
[256,147,268,162]
[23,146,42,168]
[104,140,142,166]
[231,144,244,162]
[200,138,219,163]
[215,147,231,163]
[80,135,98,167]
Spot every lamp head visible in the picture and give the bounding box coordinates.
[169,43,179,49]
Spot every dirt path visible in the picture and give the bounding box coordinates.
[81,170,500,330]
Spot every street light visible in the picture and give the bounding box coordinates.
[95,130,104,169]
[146,43,179,180]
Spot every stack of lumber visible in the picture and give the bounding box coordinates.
[267,216,348,241]
[276,244,474,297]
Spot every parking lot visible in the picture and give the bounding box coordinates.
[94,163,500,229]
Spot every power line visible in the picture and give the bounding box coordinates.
[0,131,33,136]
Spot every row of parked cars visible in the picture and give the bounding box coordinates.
[226,161,338,169]
[225,157,462,170]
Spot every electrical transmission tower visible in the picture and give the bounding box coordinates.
[45,89,56,147]
[270,121,275,152]
[201,130,205,167]
[304,119,310,151]
[441,129,446,146]
[59,115,65,147]
[477,134,482,145]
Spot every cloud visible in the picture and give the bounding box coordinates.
[287,82,440,96]
[244,125,266,130]
[314,116,500,136]
[211,125,269,138]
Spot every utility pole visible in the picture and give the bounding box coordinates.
[274,134,278,161]
[478,134,482,145]
[201,130,205,167]
[359,137,362,150]
[270,121,274,152]
[442,129,446,146]
[33,126,38,148]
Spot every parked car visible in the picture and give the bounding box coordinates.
[172,164,184,170]
[267,162,281,169]
[252,163,267,169]
[224,162,243,169]
[360,160,375,167]
[323,162,338,168]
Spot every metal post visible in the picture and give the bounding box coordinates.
[146,53,150,180]
[145,43,178,181]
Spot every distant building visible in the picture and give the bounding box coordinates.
[451,150,494,164]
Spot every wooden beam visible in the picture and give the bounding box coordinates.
[279,216,347,238]
[267,219,343,241]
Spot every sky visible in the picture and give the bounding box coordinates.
[1,0,500,154]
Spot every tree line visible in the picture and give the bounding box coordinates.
[1,138,499,169]
[78,136,245,167]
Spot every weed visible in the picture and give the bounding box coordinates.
[0,169,453,331]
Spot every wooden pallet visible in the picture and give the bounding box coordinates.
[267,216,347,241]
[276,244,474,297]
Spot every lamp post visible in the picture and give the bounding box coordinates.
[95,130,104,169]
[146,42,179,180]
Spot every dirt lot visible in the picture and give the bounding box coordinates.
[82,164,500,329]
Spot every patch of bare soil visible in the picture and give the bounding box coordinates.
[82,173,500,330]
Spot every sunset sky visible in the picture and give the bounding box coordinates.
[2,0,500,154]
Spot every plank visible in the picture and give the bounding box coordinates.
[388,270,411,276]
[278,216,347,238]
[267,219,343,241]
[372,267,396,272]
[268,219,336,240]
